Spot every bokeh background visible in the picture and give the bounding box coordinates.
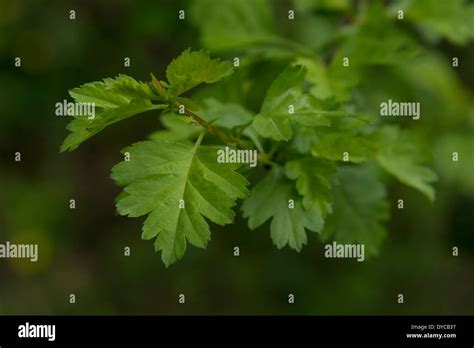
[0,0,473,315]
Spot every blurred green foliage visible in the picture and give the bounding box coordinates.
[0,0,473,315]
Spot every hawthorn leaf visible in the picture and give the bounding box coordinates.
[111,139,249,266]
[104,74,157,100]
[242,168,323,251]
[166,49,234,97]
[61,76,165,152]
[321,165,389,256]
[293,0,350,12]
[392,0,474,45]
[295,57,333,100]
[332,3,419,67]
[311,132,376,163]
[327,3,419,101]
[68,80,129,108]
[252,65,334,141]
[373,126,437,201]
[190,0,277,51]
[61,101,161,152]
[199,98,253,130]
[285,158,336,215]
[291,125,320,153]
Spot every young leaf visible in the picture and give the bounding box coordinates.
[104,74,157,100]
[252,65,333,141]
[322,165,389,256]
[61,101,160,152]
[190,0,276,51]
[311,132,376,163]
[199,98,253,130]
[68,82,125,108]
[285,158,336,215]
[392,0,474,45]
[166,49,234,97]
[111,139,249,266]
[373,126,437,201]
[332,3,419,67]
[242,168,323,251]
[295,57,333,100]
[61,76,164,152]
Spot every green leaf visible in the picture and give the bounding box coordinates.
[61,101,159,152]
[103,74,156,100]
[252,65,334,141]
[392,0,474,45]
[190,0,276,51]
[332,3,419,67]
[111,139,249,266]
[166,49,234,97]
[325,3,419,101]
[291,125,320,153]
[311,132,376,163]
[373,126,437,201]
[68,80,129,108]
[200,98,253,130]
[285,158,336,215]
[242,168,323,251]
[322,165,389,256]
[149,113,201,143]
[253,66,306,140]
[293,0,350,12]
[61,76,164,152]
[295,57,333,100]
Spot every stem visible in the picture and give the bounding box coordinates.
[194,131,205,148]
[151,78,252,149]
[151,104,168,110]
[236,121,253,139]
[174,99,281,170]
[173,102,243,147]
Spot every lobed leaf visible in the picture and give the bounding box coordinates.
[166,49,234,97]
[285,158,337,215]
[242,168,323,251]
[252,65,333,141]
[373,126,438,201]
[61,75,163,152]
[321,165,389,256]
[190,0,276,51]
[111,139,249,266]
[392,0,474,45]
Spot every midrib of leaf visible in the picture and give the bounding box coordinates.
[187,179,229,221]
[167,132,206,254]
[267,117,285,137]
[280,201,303,249]
[197,154,240,198]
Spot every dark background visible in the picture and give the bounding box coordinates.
[0,0,473,315]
